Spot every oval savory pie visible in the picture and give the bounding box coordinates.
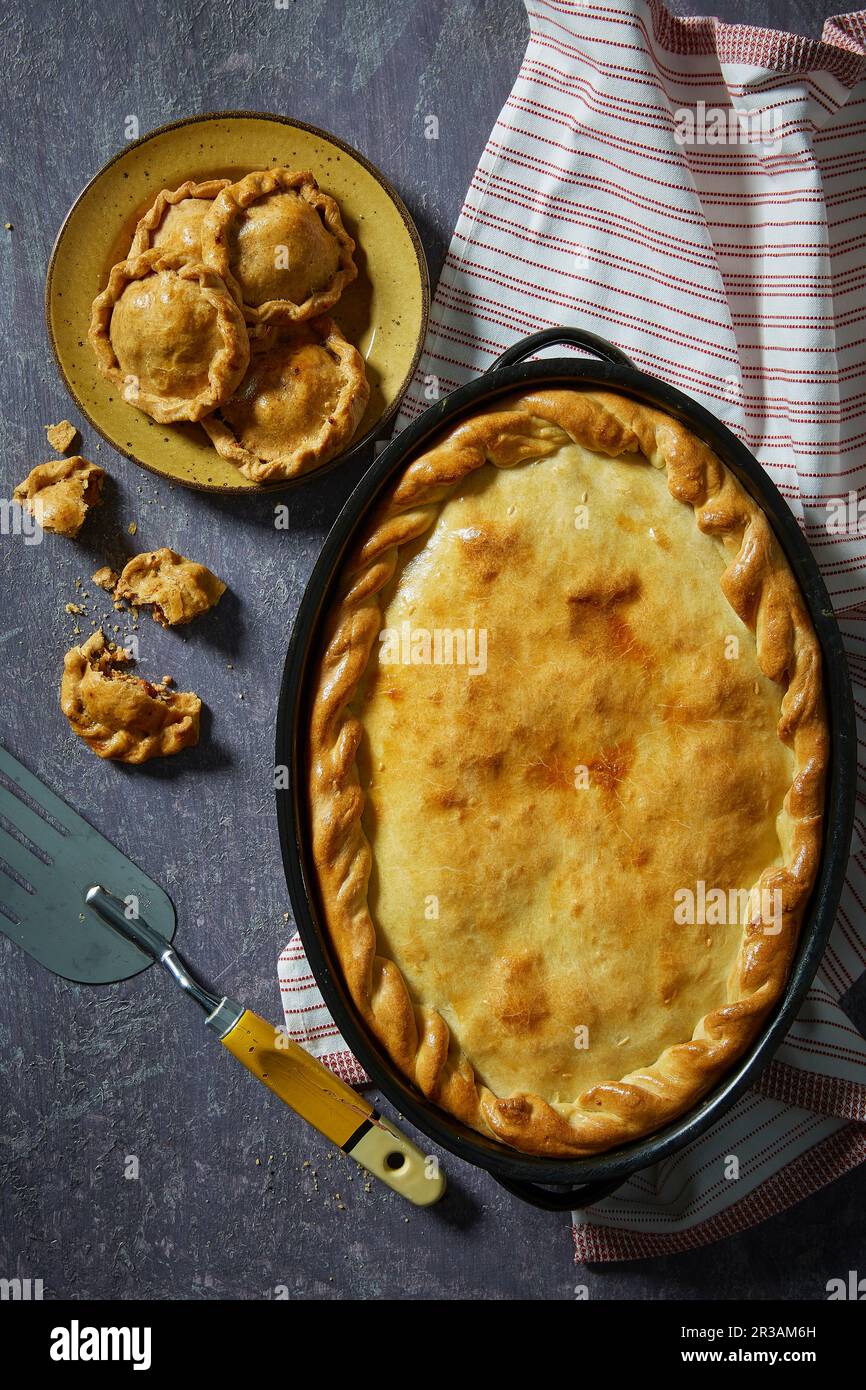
[202,317,369,483]
[307,389,828,1157]
[89,250,250,424]
[201,168,357,325]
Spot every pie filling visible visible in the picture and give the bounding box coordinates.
[113,548,226,626]
[61,630,201,763]
[307,389,827,1156]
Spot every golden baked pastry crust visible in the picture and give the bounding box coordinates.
[13,456,104,537]
[306,388,828,1157]
[129,178,231,261]
[201,168,356,325]
[114,548,226,626]
[88,250,250,424]
[202,317,369,483]
[61,631,200,763]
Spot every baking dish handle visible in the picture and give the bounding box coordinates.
[489,327,635,372]
[495,1174,624,1211]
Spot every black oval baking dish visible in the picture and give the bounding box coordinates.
[276,327,857,1212]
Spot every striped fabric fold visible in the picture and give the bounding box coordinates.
[279,0,866,1258]
[277,936,369,1087]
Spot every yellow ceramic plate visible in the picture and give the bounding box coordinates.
[46,112,429,492]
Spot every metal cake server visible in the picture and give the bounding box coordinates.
[0,744,444,1207]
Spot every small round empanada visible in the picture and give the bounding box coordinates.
[201,317,369,483]
[201,168,357,325]
[88,250,250,424]
[129,178,231,261]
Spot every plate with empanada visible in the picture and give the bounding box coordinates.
[46,112,429,491]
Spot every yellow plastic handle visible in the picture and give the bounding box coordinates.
[220,1009,445,1207]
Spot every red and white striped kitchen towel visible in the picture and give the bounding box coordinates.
[280,0,866,1258]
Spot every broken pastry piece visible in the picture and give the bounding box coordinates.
[60,630,201,763]
[92,566,120,592]
[44,420,79,453]
[13,456,104,537]
[113,548,226,626]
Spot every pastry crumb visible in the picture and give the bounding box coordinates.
[45,420,78,453]
[92,566,119,592]
[127,521,137,535]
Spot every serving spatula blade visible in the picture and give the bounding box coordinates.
[0,744,175,982]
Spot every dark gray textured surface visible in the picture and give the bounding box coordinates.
[1,0,863,1301]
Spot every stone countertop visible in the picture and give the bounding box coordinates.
[0,0,863,1300]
